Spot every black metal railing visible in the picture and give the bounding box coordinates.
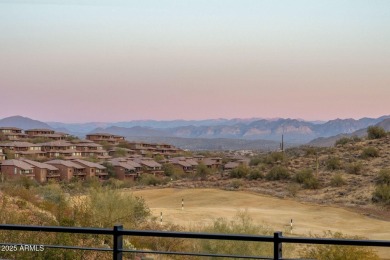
[0,224,389,259]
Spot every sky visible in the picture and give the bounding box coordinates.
[1,0,389,123]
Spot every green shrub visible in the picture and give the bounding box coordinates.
[195,163,212,180]
[326,157,342,171]
[162,164,185,179]
[138,174,162,186]
[335,136,362,146]
[376,169,390,185]
[249,156,262,166]
[82,176,102,189]
[367,126,387,139]
[295,169,320,189]
[247,168,264,180]
[361,147,379,159]
[230,179,243,189]
[266,166,290,181]
[372,184,390,205]
[264,152,285,165]
[345,162,363,175]
[86,188,151,228]
[335,137,352,146]
[230,165,250,178]
[103,178,123,189]
[330,173,346,187]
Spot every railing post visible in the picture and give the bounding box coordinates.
[273,232,282,260]
[113,224,123,260]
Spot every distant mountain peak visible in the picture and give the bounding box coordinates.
[0,115,54,130]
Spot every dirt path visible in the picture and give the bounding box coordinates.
[130,188,390,257]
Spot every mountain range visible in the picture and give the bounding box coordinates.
[1,115,389,150]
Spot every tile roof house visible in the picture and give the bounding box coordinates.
[46,159,86,181]
[86,133,125,145]
[0,159,34,180]
[0,127,27,140]
[169,157,199,172]
[71,159,108,179]
[109,160,138,181]
[25,129,70,140]
[127,142,181,156]
[0,142,45,159]
[25,129,55,136]
[21,159,60,183]
[201,157,222,169]
[40,141,82,159]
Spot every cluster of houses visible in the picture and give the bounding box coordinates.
[0,127,249,184]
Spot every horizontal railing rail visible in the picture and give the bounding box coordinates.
[0,224,389,260]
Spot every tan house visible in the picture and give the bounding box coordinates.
[109,160,138,181]
[0,142,45,159]
[201,157,222,170]
[127,142,181,156]
[169,157,198,172]
[71,159,108,179]
[74,141,110,159]
[0,127,23,134]
[46,159,86,181]
[40,141,82,159]
[86,133,125,144]
[133,158,163,175]
[25,128,55,136]
[0,127,27,140]
[21,159,60,183]
[0,159,35,180]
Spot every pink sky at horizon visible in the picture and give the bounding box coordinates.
[1,1,389,123]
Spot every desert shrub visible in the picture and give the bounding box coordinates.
[330,173,346,187]
[229,165,250,178]
[138,174,162,186]
[264,152,285,165]
[37,183,67,204]
[372,184,390,205]
[295,169,320,189]
[376,169,390,185]
[344,162,363,175]
[361,147,379,159]
[326,156,342,171]
[287,183,300,197]
[162,164,185,179]
[300,231,379,260]
[195,163,212,180]
[132,221,192,255]
[84,188,151,228]
[103,178,123,189]
[249,156,262,166]
[335,137,353,146]
[82,176,102,189]
[120,179,135,188]
[197,211,275,257]
[367,126,387,140]
[230,179,243,189]
[247,168,264,180]
[266,166,289,181]
[304,147,318,156]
